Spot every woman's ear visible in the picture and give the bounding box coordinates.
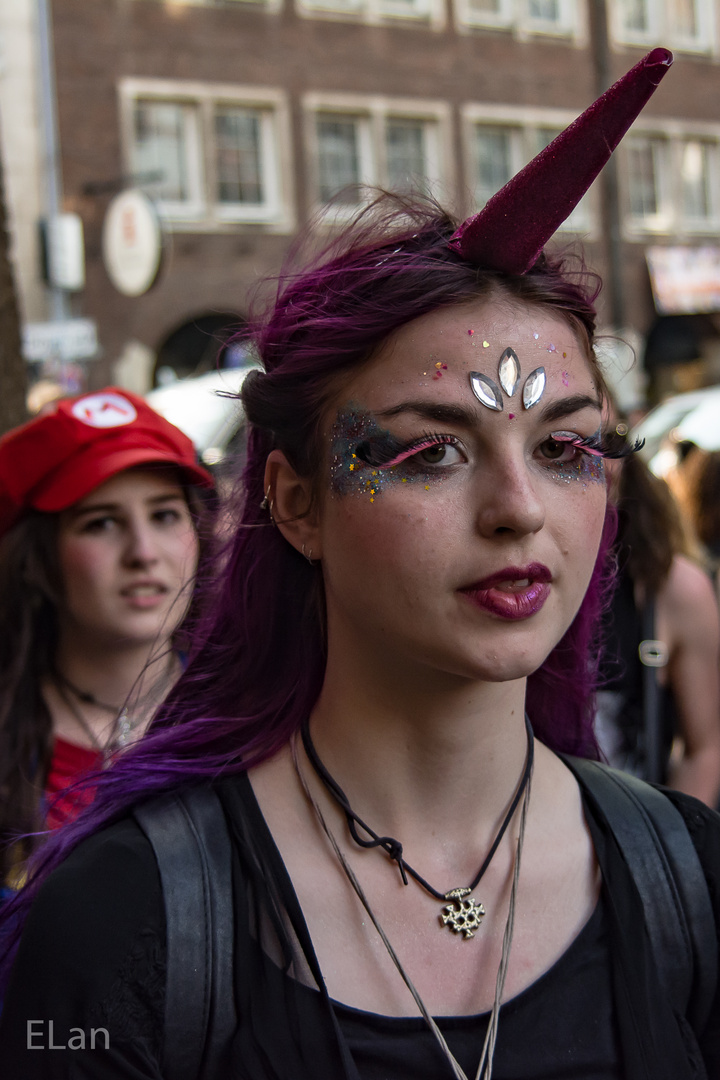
[264,450,322,561]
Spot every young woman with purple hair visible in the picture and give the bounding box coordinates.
[0,48,718,1080]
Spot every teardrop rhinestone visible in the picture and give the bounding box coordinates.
[498,348,520,397]
[470,373,503,412]
[522,367,546,410]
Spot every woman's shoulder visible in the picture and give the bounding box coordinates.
[660,554,719,632]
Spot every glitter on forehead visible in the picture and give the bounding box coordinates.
[482,340,490,348]
[547,343,557,353]
[562,371,570,387]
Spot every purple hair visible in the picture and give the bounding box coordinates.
[0,192,613,979]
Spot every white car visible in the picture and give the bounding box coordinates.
[146,368,255,468]
[633,385,720,476]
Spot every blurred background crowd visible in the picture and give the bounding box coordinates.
[3,0,720,889]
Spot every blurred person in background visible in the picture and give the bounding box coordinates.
[0,388,215,898]
[597,444,720,805]
[675,447,720,593]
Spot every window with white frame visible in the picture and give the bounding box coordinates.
[132,100,203,214]
[311,103,447,209]
[456,0,576,36]
[385,118,434,193]
[472,125,522,207]
[463,111,597,235]
[681,139,718,223]
[626,135,670,228]
[121,81,293,229]
[316,113,372,205]
[297,0,441,26]
[623,129,720,235]
[613,0,713,52]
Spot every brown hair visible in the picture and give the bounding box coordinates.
[0,478,217,884]
[615,450,687,596]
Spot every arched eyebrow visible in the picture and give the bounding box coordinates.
[376,393,601,427]
[376,401,480,426]
[537,393,602,424]
[68,491,186,519]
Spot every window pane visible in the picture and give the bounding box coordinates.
[668,0,698,37]
[528,0,560,21]
[618,0,649,32]
[215,107,263,204]
[473,126,513,206]
[316,114,362,204]
[682,141,711,219]
[627,138,663,218]
[385,120,427,193]
[133,101,193,202]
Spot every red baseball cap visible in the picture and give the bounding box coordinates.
[0,387,214,536]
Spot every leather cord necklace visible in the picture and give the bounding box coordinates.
[53,654,176,756]
[301,715,534,938]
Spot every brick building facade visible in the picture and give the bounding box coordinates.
[19,0,720,400]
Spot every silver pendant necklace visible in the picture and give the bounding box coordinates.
[292,733,534,1080]
[300,716,534,938]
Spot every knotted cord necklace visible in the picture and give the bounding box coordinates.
[291,728,534,1080]
[301,715,534,939]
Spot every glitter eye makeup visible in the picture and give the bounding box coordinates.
[329,407,463,501]
[539,428,639,485]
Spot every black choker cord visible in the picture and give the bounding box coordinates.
[301,715,534,901]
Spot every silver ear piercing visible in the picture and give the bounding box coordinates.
[260,486,276,526]
[301,544,315,565]
[470,348,546,412]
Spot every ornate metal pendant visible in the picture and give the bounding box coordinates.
[440,887,486,939]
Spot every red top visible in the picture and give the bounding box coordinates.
[45,737,103,830]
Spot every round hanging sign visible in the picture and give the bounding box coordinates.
[102,189,162,297]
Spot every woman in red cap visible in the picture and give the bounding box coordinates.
[0,388,215,895]
[1,49,718,1080]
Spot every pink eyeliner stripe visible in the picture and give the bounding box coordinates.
[553,436,605,458]
[376,439,448,470]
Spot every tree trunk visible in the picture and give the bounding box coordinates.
[0,152,28,435]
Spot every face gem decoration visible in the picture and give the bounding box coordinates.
[498,348,520,396]
[522,367,547,410]
[470,372,503,411]
[470,349,547,413]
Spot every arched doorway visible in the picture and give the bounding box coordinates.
[153,312,247,385]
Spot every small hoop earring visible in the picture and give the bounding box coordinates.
[301,544,315,565]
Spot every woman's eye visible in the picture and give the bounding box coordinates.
[416,442,463,466]
[83,516,116,533]
[153,508,181,525]
[539,437,577,462]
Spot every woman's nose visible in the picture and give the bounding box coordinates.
[474,457,546,538]
[123,521,160,566]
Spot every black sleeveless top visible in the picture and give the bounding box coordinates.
[0,772,718,1079]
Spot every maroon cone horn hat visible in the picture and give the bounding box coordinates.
[450,47,673,273]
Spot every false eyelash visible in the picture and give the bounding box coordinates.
[355,431,459,469]
[550,430,644,460]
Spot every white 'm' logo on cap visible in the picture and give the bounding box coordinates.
[71,392,138,429]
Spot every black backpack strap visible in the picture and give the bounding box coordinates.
[134,786,236,1080]
[565,756,717,1033]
